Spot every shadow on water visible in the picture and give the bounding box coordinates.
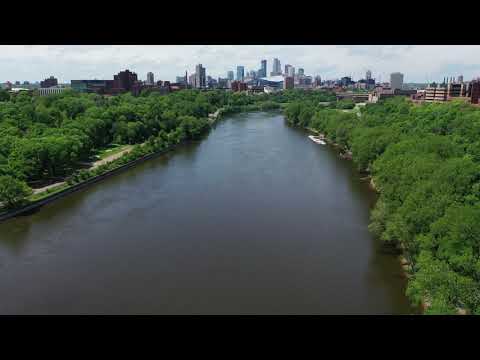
[287,122,418,314]
[0,112,415,314]
[0,139,204,255]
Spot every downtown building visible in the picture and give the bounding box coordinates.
[270,58,282,76]
[230,80,247,92]
[195,64,206,89]
[284,76,294,90]
[36,87,69,96]
[259,60,267,78]
[71,69,138,95]
[146,72,155,85]
[236,66,245,81]
[40,76,58,88]
[390,72,404,90]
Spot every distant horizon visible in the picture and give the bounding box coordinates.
[0,45,478,84]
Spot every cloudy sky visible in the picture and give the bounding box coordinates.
[1,45,480,83]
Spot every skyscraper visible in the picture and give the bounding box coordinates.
[366,70,372,80]
[236,66,244,81]
[195,64,206,88]
[227,71,234,81]
[390,72,404,90]
[288,66,295,77]
[261,60,267,78]
[298,68,305,77]
[458,75,464,83]
[146,72,154,85]
[284,64,291,76]
[271,58,281,76]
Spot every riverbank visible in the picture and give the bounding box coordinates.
[0,110,412,314]
[303,122,422,312]
[0,105,280,223]
[0,113,220,222]
[0,144,177,223]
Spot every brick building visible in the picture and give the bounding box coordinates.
[40,76,58,88]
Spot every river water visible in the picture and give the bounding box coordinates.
[0,112,414,314]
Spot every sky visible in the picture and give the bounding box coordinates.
[1,45,480,84]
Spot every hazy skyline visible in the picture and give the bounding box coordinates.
[1,45,480,84]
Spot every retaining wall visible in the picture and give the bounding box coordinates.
[0,147,172,223]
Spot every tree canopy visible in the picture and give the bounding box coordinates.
[285,96,480,314]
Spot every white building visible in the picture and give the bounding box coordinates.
[36,87,69,96]
[390,72,404,90]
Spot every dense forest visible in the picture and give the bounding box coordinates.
[0,88,335,208]
[3,85,478,313]
[285,96,480,314]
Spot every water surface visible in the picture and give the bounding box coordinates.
[0,112,413,314]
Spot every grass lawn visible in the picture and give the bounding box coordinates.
[29,183,71,202]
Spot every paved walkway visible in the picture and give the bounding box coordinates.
[31,146,134,195]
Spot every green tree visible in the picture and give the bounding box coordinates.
[0,175,32,208]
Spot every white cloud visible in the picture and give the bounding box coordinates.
[1,45,479,83]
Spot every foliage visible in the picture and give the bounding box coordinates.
[0,175,32,208]
[285,95,480,314]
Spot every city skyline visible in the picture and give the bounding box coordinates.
[1,45,480,83]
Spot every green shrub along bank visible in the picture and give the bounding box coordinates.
[0,88,336,209]
[285,96,480,314]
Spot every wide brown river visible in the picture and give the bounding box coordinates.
[0,112,415,314]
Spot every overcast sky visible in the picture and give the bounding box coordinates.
[1,45,480,84]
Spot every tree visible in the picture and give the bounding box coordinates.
[0,175,32,208]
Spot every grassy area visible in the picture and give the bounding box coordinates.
[28,183,70,202]
[95,144,131,160]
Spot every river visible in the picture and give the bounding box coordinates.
[0,112,414,314]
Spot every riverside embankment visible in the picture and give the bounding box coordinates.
[0,112,414,314]
[0,108,227,223]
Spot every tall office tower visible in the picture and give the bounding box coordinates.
[298,68,305,77]
[284,64,291,75]
[390,72,404,90]
[261,60,267,77]
[288,66,295,77]
[236,66,245,81]
[458,75,464,83]
[146,72,154,85]
[366,70,372,80]
[227,71,234,81]
[195,64,206,88]
[272,58,281,75]
[189,73,196,88]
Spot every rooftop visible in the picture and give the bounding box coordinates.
[259,75,284,83]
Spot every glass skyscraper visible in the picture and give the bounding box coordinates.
[236,66,244,81]
[261,60,267,78]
